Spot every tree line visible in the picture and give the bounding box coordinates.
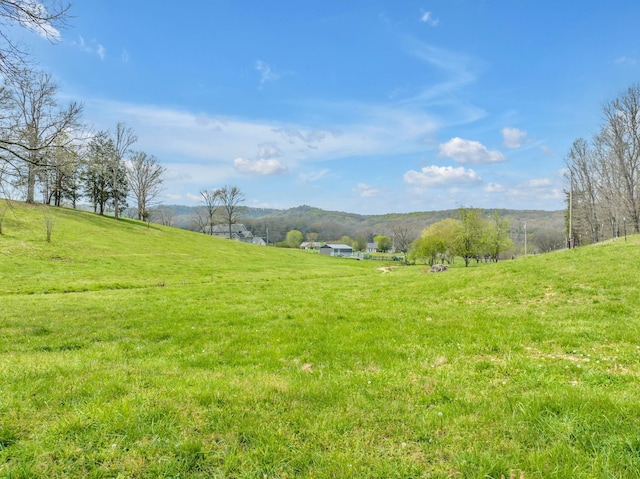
[565,83,640,246]
[0,2,165,222]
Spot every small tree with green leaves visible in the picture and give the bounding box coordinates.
[453,206,485,267]
[482,210,513,262]
[374,235,392,252]
[286,229,303,248]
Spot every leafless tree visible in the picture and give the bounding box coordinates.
[199,189,220,235]
[0,1,71,80]
[110,123,136,219]
[565,138,602,243]
[151,206,175,227]
[565,83,640,242]
[191,206,210,234]
[2,70,81,203]
[126,151,165,220]
[391,223,416,258]
[41,204,54,242]
[217,185,245,239]
[532,228,565,253]
[600,84,640,233]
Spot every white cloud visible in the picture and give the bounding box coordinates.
[354,183,382,198]
[233,157,287,175]
[403,39,483,105]
[419,11,439,26]
[484,182,505,193]
[439,137,506,164]
[505,177,563,205]
[522,178,551,188]
[615,56,637,65]
[73,35,106,60]
[97,44,106,61]
[403,165,481,187]
[501,127,527,149]
[299,169,330,183]
[122,49,130,63]
[257,142,283,159]
[256,60,279,86]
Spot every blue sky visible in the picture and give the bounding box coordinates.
[24,1,640,213]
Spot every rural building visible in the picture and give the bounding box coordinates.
[252,237,267,246]
[366,242,378,252]
[318,243,354,257]
[300,241,323,250]
[211,224,262,244]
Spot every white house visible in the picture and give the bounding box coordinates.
[211,224,261,244]
[318,243,354,257]
[299,241,323,250]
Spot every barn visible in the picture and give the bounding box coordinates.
[318,243,354,257]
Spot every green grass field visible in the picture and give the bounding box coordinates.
[2,202,640,478]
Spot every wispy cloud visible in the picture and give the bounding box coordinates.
[354,182,383,198]
[234,157,287,175]
[614,56,637,66]
[97,44,106,61]
[419,11,439,27]
[505,178,562,203]
[299,169,330,183]
[501,127,527,149]
[439,137,506,164]
[255,60,279,86]
[402,39,482,104]
[403,165,481,187]
[72,35,106,60]
[484,182,505,193]
[257,142,283,159]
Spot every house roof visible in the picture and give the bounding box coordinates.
[211,223,248,233]
[321,243,353,249]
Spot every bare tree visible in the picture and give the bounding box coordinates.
[191,207,210,234]
[151,206,175,226]
[217,185,245,239]
[0,1,71,80]
[200,189,220,235]
[565,83,640,242]
[600,84,640,233]
[3,71,82,203]
[532,228,565,253]
[39,133,80,206]
[109,123,136,219]
[565,138,602,243]
[391,223,416,259]
[126,151,165,220]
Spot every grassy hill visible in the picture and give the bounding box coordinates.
[1,201,640,478]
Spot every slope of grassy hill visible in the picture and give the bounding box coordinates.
[1,201,640,478]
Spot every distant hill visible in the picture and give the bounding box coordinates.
[153,204,566,252]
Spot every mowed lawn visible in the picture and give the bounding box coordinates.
[2,203,640,478]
